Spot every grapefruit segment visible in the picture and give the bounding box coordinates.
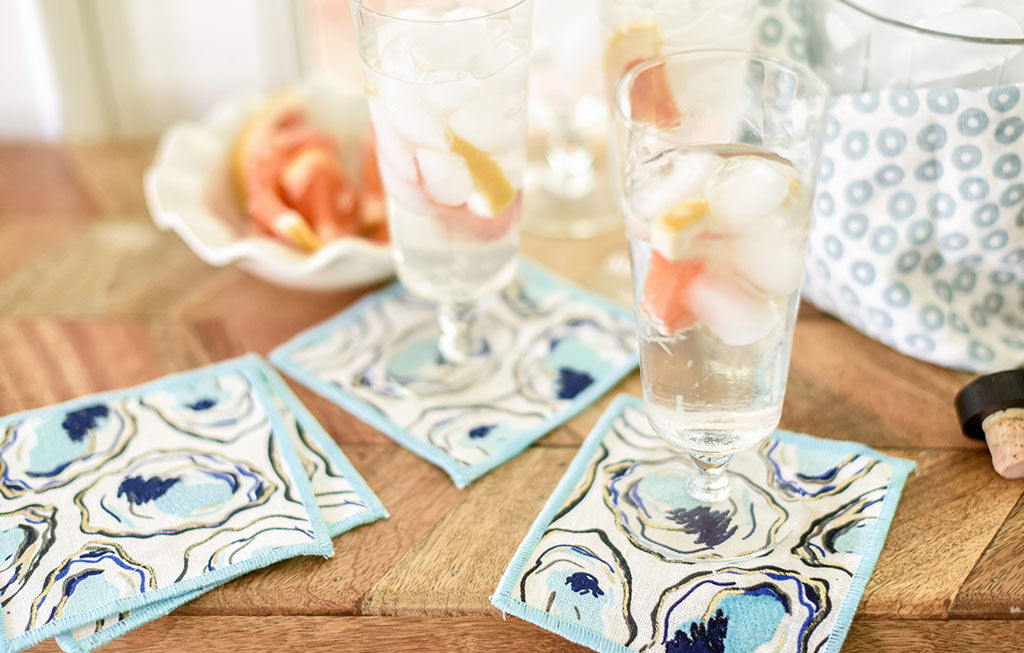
[232,91,390,250]
[280,146,360,240]
[435,192,521,242]
[248,201,321,252]
[641,252,704,334]
[603,23,681,127]
[232,92,305,204]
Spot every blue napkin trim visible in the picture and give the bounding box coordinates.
[0,355,334,653]
[490,394,915,653]
[271,259,638,488]
[50,359,388,653]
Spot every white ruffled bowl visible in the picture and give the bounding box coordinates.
[144,79,394,291]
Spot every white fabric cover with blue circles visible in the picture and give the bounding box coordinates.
[804,85,1024,372]
[756,0,1023,372]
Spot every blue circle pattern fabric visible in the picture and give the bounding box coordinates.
[804,85,1024,372]
[757,0,1023,372]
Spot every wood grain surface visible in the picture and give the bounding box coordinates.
[1,143,1020,652]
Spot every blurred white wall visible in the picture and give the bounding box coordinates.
[0,0,317,140]
[1,3,47,137]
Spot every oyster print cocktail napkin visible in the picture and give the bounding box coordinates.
[272,260,638,487]
[0,355,386,653]
[492,396,914,653]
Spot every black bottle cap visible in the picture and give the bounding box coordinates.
[955,370,1024,440]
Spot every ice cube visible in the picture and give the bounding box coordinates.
[482,56,529,99]
[731,218,807,297]
[367,99,419,183]
[906,7,1024,85]
[916,0,972,18]
[416,148,474,207]
[658,0,755,49]
[856,0,921,22]
[466,191,495,218]
[825,11,866,52]
[473,38,528,82]
[918,7,1023,40]
[628,151,723,223]
[394,7,446,20]
[685,272,777,346]
[975,0,1024,81]
[707,157,790,231]
[375,76,448,149]
[384,170,430,213]
[411,8,490,71]
[425,75,481,111]
[496,149,526,185]
[650,198,710,261]
[377,34,421,81]
[448,93,522,153]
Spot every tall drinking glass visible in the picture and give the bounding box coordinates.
[351,0,532,394]
[613,51,829,559]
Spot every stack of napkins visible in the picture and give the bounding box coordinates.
[0,355,386,653]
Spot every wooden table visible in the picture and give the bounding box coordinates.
[2,142,1022,652]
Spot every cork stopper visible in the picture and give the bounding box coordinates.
[955,370,1024,480]
[982,408,1024,479]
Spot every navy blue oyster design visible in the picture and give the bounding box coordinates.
[516,318,634,405]
[75,451,273,537]
[420,405,547,466]
[519,529,636,645]
[140,373,266,443]
[762,440,878,500]
[649,566,831,652]
[604,458,788,562]
[0,403,133,498]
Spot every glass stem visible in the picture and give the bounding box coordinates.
[437,301,480,363]
[687,452,732,503]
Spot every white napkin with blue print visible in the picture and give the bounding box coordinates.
[271,259,639,488]
[492,396,914,653]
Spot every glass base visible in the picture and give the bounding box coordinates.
[384,312,513,397]
[605,456,792,563]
